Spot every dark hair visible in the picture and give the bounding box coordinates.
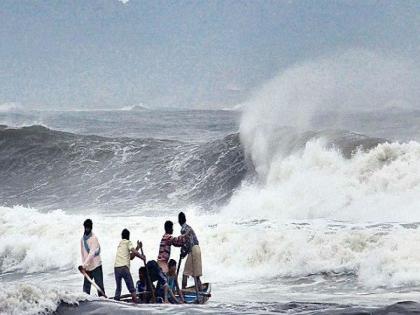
[168,259,177,268]
[122,228,130,240]
[139,267,146,274]
[83,219,93,229]
[164,220,173,233]
[178,212,186,225]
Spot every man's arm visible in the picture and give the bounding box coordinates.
[170,234,187,247]
[171,229,193,247]
[130,241,146,261]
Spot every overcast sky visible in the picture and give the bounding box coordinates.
[0,0,419,110]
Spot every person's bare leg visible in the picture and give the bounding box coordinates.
[182,275,188,289]
[164,285,169,303]
[197,276,202,292]
[194,276,200,304]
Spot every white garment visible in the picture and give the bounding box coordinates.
[80,233,102,271]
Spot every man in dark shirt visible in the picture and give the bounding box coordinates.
[178,212,202,292]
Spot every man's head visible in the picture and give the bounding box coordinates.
[168,259,177,273]
[139,266,146,281]
[83,219,93,235]
[178,212,186,226]
[122,228,130,240]
[164,220,173,234]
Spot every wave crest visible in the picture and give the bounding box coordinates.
[0,126,247,212]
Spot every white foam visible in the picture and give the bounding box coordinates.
[2,201,420,292]
[0,283,86,315]
[224,139,420,222]
[0,207,79,273]
[202,137,420,288]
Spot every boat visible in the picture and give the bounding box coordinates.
[118,282,212,304]
[181,282,212,304]
[79,265,211,305]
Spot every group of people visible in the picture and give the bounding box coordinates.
[79,212,202,304]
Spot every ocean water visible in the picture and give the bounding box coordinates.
[2,107,420,314]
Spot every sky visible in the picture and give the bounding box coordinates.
[0,0,419,110]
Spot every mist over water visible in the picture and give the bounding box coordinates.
[2,51,420,314]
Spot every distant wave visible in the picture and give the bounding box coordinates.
[120,104,149,111]
[0,102,24,113]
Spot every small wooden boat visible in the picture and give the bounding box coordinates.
[118,283,212,304]
[78,266,211,305]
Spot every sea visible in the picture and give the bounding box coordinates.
[2,106,420,314]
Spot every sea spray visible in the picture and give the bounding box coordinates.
[223,140,420,222]
[239,50,420,180]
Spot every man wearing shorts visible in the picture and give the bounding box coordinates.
[178,212,202,292]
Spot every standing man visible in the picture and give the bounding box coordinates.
[114,228,145,303]
[80,219,106,297]
[157,220,188,273]
[178,212,202,292]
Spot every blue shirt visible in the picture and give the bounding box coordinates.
[136,280,146,293]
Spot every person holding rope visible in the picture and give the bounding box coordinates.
[80,219,106,297]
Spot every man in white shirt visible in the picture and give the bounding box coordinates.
[80,219,105,297]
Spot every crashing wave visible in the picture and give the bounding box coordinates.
[0,126,247,212]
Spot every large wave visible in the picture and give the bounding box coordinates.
[0,126,247,212]
[223,139,420,222]
[231,50,420,223]
[240,51,419,179]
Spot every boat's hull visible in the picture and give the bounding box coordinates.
[180,283,212,304]
[118,282,212,304]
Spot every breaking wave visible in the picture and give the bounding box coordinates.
[0,282,85,315]
[224,139,420,222]
[0,126,247,212]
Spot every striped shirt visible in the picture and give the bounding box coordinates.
[157,233,187,265]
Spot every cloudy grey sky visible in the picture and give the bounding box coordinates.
[0,0,419,110]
